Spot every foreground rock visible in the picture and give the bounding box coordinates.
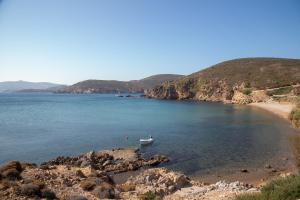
[0,149,258,200]
[119,168,258,200]
[0,148,169,199]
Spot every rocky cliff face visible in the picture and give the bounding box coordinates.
[146,58,300,104]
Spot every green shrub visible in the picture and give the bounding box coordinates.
[289,107,300,128]
[289,135,300,168]
[266,86,293,96]
[240,88,252,95]
[235,175,300,200]
[139,191,162,200]
[235,193,262,200]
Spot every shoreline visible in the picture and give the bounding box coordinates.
[249,101,295,120]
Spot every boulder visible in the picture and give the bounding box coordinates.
[1,169,20,180]
[41,188,56,199]
[0,161,23,180]
[75,170,86,178]
[92,182,115,199]
[0,161,22,173]
[20,183,41,197]
[80,179,96,191]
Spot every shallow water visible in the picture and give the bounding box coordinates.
[0,93,297,176]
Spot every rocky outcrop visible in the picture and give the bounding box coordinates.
[41,149,169,174]
[0,151,260,200]
[231,91,253,104]
[145,58,300,104]
[164,180,258,200]
[119,168,258,200]
[0,148,169,200]
[119,168,191,199]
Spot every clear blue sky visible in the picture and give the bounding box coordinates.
[0,0,300,84]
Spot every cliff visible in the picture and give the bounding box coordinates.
[146,58,300,104]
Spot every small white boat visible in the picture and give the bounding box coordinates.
[140,136,154,145]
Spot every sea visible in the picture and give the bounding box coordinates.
[0,93,297,176]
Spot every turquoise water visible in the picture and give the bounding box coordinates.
[0,93,296,175]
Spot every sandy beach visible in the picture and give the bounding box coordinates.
[249,102,295,119]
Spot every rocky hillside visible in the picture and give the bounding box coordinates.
[60,74,183,94]
[146,58,300,104]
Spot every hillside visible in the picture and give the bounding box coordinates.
[0,81,66,93]
[60,74,183,93]
[146,58,300,103]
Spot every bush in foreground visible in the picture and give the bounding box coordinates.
[289,107,300,128]
[236,175,300,200]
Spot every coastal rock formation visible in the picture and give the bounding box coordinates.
[120,168,191,198]
[0,149,260,200]
[0,149,169,200]
[231,91,253,104]
[119,168,258,200]
[41,149,169,174]
[164,180,258,200]
[146,58,300,104]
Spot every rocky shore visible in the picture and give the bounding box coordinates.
[0,148,260,200]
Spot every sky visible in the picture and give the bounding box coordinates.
[0,0,300,85]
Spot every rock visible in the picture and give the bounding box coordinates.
[88,171,115,185]
[20,162,37,170]
[103,160,112,167]
[75,170,86,178]
[168,185,176,192]
[31,179,45,189]
[0,181,10,191]
[174,174,190,188]
[92,183,115,199]
[80,179,96,191]
[63,178,73,187]
[20,183,41,197]
[0,161,22,173]
[117,183,136,192]
[0,161,23,180]
[240,169,248,173]
[80,160,90,168]
[65,195,88,200]
[41,188,56,199]
[1,169,21,180]
[232,91,252,104]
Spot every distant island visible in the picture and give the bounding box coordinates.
[0,81,66,93]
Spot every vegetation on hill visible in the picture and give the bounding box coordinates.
[289,98,300,128]
[60,74,183,93]
[236,175,300,200]
[146,58,300,102]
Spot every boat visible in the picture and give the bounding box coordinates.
[115,92,124,97]
[140,136,154,145]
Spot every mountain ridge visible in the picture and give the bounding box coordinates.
[60,74,183,93]
[0,81,66,93]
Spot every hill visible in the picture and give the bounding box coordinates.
[146,58,300,102]
[0,81,66,93]
[60,74,183,93]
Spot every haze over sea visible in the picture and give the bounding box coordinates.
[0,93,297,176]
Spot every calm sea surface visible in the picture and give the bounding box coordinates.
[0,93,297,176]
